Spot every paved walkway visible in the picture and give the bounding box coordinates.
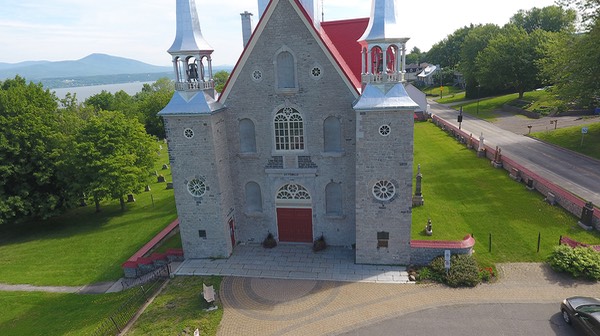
[175,244,410,283]
[216,263,600,336]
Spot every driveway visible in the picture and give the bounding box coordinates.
[216,263,600,336]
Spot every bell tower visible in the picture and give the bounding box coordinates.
[159,0,232,260]
[168,0,216,98]
[353,0,417,265]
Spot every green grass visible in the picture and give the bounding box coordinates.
[127,276,222,336]
[0,290,132,336]
[412,121,600,267]
[423,86,464,103]
[454,89,565,121]
[531,122,600,160]
[0,144,176,286]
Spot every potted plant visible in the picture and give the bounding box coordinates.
[313,234,327,252]
[262,232,277,248]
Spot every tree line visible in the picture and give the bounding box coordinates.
[0,77,173,225]
[408,1,600,108]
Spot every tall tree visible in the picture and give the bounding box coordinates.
[213,70,230,93]
[540,19,600,108]
[72,111,158,211]
[135,77,173,139]
[0,77,67,224]
[510,6,577,33]
[426,25,474,68]
[459,24,501,98]
[476,25,546,98]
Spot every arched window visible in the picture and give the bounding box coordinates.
[370,46,384,74]
[323,117,342,152]
[325,182,343,215]
[274,107,304,151]
[276,50,296,89]
[386,45,398,73]
[239,119,257,153]
[245,182,263,213]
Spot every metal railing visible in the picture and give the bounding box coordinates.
[91,264,171,336]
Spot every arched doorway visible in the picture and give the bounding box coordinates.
[275,183,312,243]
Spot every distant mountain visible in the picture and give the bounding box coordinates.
[0,54,172,80]
[0,60,51,71]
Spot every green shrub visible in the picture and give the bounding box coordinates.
[447,254,480,287]
[547,245,600,280]
[425,254,481,287]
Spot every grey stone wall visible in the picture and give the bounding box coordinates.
[355,108,414,265]
[163,114,232,259]
[410,246,474,266]
[221,0,359,247]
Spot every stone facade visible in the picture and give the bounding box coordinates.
[162,0,424,265]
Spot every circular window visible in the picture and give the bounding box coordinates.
[184,128,194,139]
[372,180,396,201]
[187,178,206,197]
[379,125,391,137]
[251,69,263,82]
[310,66,322,80]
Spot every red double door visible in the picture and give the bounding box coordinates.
[276,208,313,243]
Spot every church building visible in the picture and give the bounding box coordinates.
[159,0,427,265]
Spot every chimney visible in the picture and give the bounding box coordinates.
[240,11,253,48]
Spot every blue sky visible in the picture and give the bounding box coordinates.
[0,0,559,67]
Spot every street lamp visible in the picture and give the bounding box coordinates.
[476,84,481,115]
[439,66,443,99]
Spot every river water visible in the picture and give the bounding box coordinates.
[51,82,154,102]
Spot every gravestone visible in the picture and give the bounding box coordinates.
[526,178,535,191]
[467,133,474,149]
[127,194,136,203]
[579,202,595,230]
[166,182,174,190]
[145,185,151,192]
[492,146,503,168]
[157,175,166,183]
[424,219,432,236]
[509,168,521,182]
[412,164,424,207]
[477,133,486,157]
[545,192,556,206]
[162,164,169,170]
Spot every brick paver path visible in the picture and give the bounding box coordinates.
[217,263,600,336]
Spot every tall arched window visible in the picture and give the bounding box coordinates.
[239,119,257,153]
[323,117,342,152]
[274,107,304,151]
[325,182,343,215]
[276,50,296,89]
[245,182,263,213]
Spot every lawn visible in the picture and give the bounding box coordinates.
[530,122,600,160]
[0,143,176,286]
[127,276,222,336]
[0,290,135,336]
[412,121,600,267]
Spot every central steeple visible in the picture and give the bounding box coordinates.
[358,0,409,86]
[168,0,215,96]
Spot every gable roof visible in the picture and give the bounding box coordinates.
[219,0,360,102]
[320,18,369,89]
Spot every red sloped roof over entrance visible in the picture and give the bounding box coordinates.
[320,18,369,89]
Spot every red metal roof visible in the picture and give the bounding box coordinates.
[320,18,369,89]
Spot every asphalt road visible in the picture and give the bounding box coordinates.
[338,303,579,336]
[429,102,600,207]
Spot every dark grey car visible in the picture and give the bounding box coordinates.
[561,296,600,336]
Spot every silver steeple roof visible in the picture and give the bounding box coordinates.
[358,0,408,43]
[168,0,214,54]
